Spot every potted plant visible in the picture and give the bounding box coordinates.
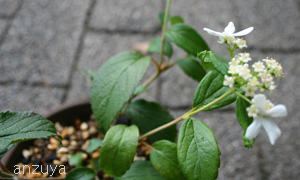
[0,0,287,179]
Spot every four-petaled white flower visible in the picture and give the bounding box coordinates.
[203,22,254,41]
[245,94,287,145]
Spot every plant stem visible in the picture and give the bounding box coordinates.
[186,88,236,117]
[158,0,171,66]
[142,70,160,88]
[227,44,234,59]
[235,91,253,104]
[139,115,184,141]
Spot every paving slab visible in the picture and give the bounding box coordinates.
[0,0,90,84]
[234,0,300,50]
[0,19,7,37]
[0,83,64,115]
[66,31,159,103]
[90,0,163,32]
[170,110,261,180]
[0,0,20,17]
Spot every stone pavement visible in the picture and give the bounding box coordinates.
[0,0,299,179]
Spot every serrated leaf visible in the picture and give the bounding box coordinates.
[90,51,150,134]
[193,70,238,111]
[165,24,209,56]
[177,118,220,180]
[169,16,184,25]
[65,167,95,180]
[176,57,206,82]
[158,12,165,24]
[209,51,229,75]
[150,140,186,180]
[100,124,139,177]
[147,37,173,58]
[125,99,177,142]
[115,161,164,180]
[86,138,102,153]
[133,85,148,96]
[69,152,83,167]
[0,111,61,148]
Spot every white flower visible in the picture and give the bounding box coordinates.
[203,22,254,43]
[223,75,235,88]
[243,84,257,97]
[235,38,247,49]
[252,61,265,72]
[238,64,252,80]
[229,56,240,66]
[245,94,287,145]
[238,53,252,63]
[228,65,239,75]
[248,77,259,86]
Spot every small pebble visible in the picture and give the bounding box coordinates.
[82,131,90,140]
[22,149,32,159]
[89,126,98,135]
[81,140,90,151]
[53,159,62,166]
[55,122,63,132]
[57,147,68,154]
[82,153,88,160]
[80,122,88,130]
[91,151,100,159]
[50,137,59,147]
[62,139,69,147]
[33,147,39,154]
[70,140,78,147]
[68,127,75,135]
[60,154,69,164]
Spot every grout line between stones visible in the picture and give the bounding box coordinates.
[87,26,161,35]
[60,0,97,103]
[0,80,68,89]
[257,143,271,180]
[0,0,23,48]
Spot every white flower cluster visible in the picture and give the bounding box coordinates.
[223,53,284,96]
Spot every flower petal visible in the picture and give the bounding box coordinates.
[245,118,262,140]
[268,104,287,117]
[203,28,223,36]
[252,94,266,114]
[224,22,235,34]
[261,118,281,145]
[233,27,254,36]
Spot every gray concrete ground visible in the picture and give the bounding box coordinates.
[0,0,299,179]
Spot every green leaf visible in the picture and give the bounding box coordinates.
[177,118,220,180]
[86,138,103,153]
[213,53,230,64]
[133,85,148,96]
[236,97,253,131]
[150,140,186,180]
[169,16,184,25]
[92,157,102,171]
[100,124,139,177]
[115,161,164,180]
[193,70,237,111]
[65,167,95,180]
[209,51,229,75]
[90,51,150,134]
[69,152,83,167]
[125,99,177,142]
[236,97,255,148]
[165,24,209,56]
[158,12,165,24]
[176,57,206,82]
[0,111,61,146]
[197,51,215,71]
[148,37,173,58]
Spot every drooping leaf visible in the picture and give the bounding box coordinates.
[165,24,209,56]
[65,167,95,180]
[193,70,238,111]
[150,140,186,180]
[133,85,148,96]
[90,51,150,134]
[125,99,177,142]
[158,12,165,24]
[236,97,255,148]
[0,111,61,150]
[86,138,103,153]
[209,51,229,75]
[114,161,164,180]
[177,118,220,180]
[0,144,13,159]
[169,16,184,25]
[69,152,83,167]
[100,125,139,177]
[147,37,173,58]
[176,57,206,82]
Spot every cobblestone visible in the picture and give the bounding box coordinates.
[0,0,20,17]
